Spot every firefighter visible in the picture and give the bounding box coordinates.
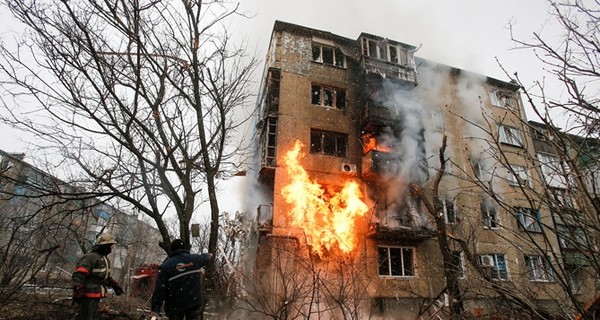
[151,239,212,320]
[72,234,124,320]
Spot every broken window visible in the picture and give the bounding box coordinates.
[489,89,516,109]
[477,253,508,280]
[311,84,346,110]
[362,38,386,61]
[312,43,345,68]
[515,207,542,232]
[498,125,523,147]
[450,251,464,278]
[481,201,500,229]
[378,246,414,277]
[524,255,554,281]
[507,164,531,187]
[443,199,458,224]
[310,129,348,158]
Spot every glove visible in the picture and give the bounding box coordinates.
[108,278,124,296]
[113,284,124,296]
[73,284,85,301]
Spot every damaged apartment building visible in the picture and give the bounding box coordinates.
[247,21,596,319]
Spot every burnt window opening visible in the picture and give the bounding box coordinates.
[311,84,346,110]
[443,199,458,224]
[378,246,414,277]
[310,129,348,158]
[312,43,345,68]
[481,201,500,229]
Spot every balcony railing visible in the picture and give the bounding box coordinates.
[360,56,417,84]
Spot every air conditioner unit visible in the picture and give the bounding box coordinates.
[480,255,495,267]
[340,163,357,174]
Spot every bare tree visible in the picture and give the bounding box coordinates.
[0,0,258,263]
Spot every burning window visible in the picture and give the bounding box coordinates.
[312,43,345,68]
[524,255,554,281]
[515,207,542,232]
[377,246,414,277]
[310,129,348,158]
[311,84,346,110]
[498,125,523,147]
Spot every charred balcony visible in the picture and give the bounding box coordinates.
[258,116,277,184]
[361,150,401,182]
[360,55,417,84]
[367,223,435,242]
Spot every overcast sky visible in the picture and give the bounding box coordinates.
[0,0,564,216]
[0,0,556,154]
[233,0,554,80]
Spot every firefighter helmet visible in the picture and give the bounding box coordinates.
[95,234,117,246]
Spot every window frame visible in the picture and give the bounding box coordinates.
[515,207,542,233]
[498,125,524,147]
[311,43,346,68]
[311,84,347,110]
[481,202,500,229]
[310,129,348,158]
[489,89,516,109]
[443,199,458,224]
[377,246,415,277]
[507,164,532,187]
[477,253,509,280]
[524,255,554,282]
[430,110,445,131]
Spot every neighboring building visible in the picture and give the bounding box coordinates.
[0,150,162,289]
[246,21,593,319]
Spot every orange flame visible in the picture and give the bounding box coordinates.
[281,140,369,258]
[362,134,392,153]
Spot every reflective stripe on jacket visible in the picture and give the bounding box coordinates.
[72,251,113,299]
[151,250,211,317]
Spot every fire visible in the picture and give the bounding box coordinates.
[362,133,392,154]
[281,140,368,258]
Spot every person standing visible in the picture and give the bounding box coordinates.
[72,234,124,320]
[151,239,212,320]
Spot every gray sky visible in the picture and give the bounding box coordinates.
[0,0,561,216]
[0,0,556,154]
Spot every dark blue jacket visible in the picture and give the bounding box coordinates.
[151,249,211,316]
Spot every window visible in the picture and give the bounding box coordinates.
[515,207,542,232]
[556,224,588,249]
[312,43,345,68]
[498,125,523,147]
[478,254,508,280]
[310,129,348,158]
[565,265,583,293]
[430,110,444,131]
[507,164,531,187]
[450,251,464,278]
[489,89,516,109]
[378,246,414,277]
[442,199,458,224]
[481,202,500,229]
[362,38,387,60]
[538,153,567,188]
[550,188,575,208]
[524,255,553,281]
[311,84,346,110]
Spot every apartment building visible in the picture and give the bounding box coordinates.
[244,21,598,319]
[0,150,162,289]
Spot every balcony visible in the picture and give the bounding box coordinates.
[360,55,417,85]
[367,222,435,242]
[362,150,401,182]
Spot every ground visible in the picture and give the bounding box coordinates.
[0,294,155,320]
